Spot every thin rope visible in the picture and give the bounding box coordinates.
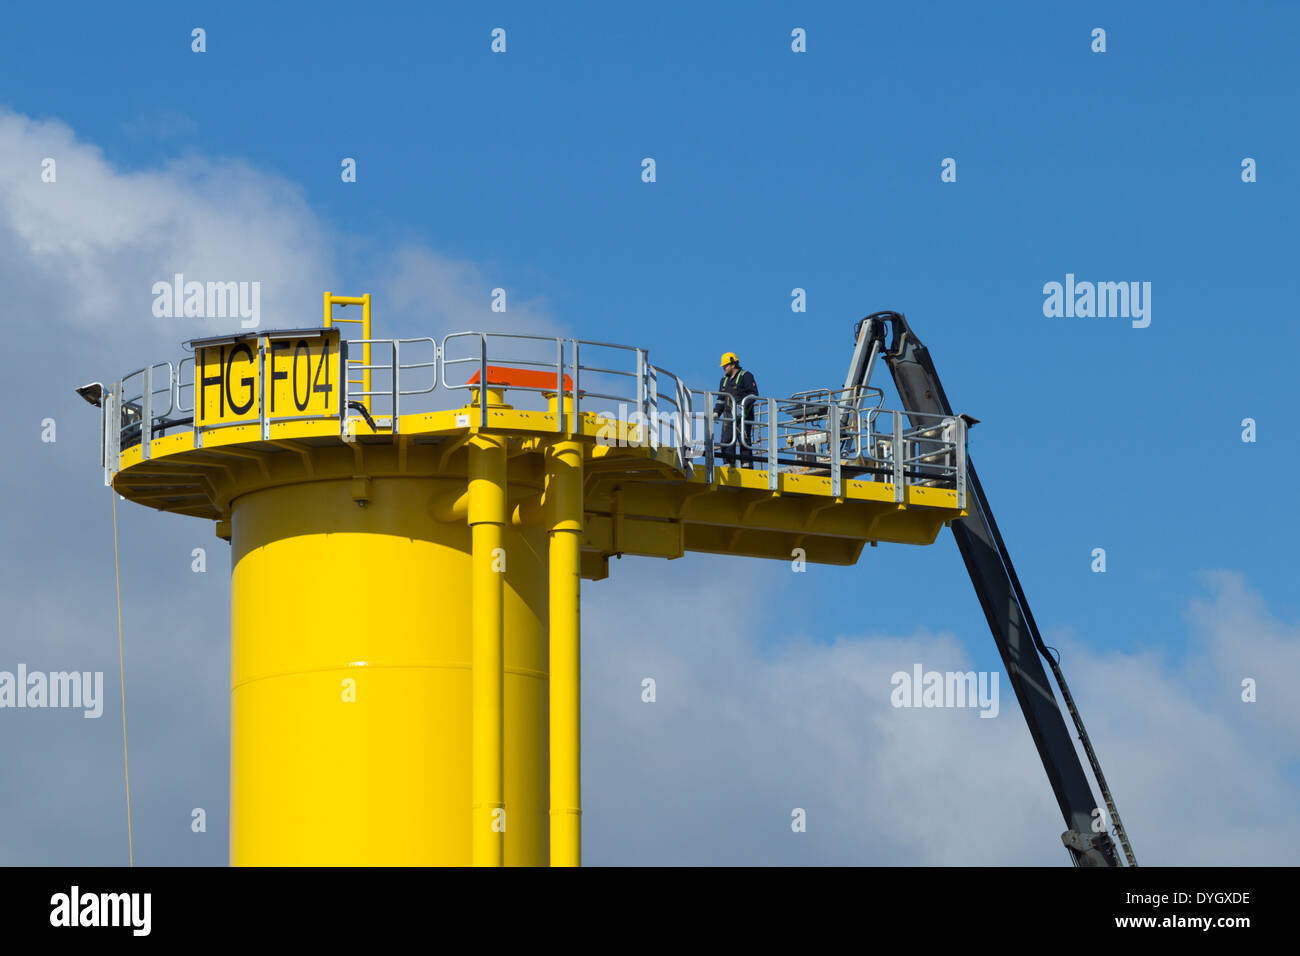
[112,490,134,866]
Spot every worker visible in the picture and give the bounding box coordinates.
[714,351,759,466]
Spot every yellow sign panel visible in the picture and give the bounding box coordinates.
[265,332,338,420]
[196,338,260,426]
[194,330,339,428]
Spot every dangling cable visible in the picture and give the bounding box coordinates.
[112,490,135,866]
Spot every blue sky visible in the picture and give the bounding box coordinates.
[1,1,1296,864]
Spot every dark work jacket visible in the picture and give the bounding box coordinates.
[714,368,758,419]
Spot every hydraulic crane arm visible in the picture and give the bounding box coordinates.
[851,311,1137,868]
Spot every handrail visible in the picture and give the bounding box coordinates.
[100,331,969,508]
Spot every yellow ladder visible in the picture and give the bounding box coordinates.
[323,292,371,400]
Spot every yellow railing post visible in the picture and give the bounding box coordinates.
[361,293,371,400]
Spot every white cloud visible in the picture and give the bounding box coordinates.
[0,108,333,356]
[381,244,563,340]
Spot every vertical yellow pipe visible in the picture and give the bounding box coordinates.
[469,429,507,866]
[547,435,584,866]
[361,292,372,400]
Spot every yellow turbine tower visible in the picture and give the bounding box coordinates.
[87,293,968,866]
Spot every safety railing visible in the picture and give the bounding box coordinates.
[647,364,695,469]
[442,332,577,427]
[101,330,967,509]
[698,389,966,504]
[344,337,438,432]
[116,362,176,462]
[176,356,195,417]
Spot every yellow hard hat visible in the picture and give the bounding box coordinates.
[720,351,738,368]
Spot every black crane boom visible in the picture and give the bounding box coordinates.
[851,311,1137,867]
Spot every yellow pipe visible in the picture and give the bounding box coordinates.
[361,292,372,401]
[469,433,507,866]
[546,437,584,866]
[511,494,544,527]
[431,486,470,523]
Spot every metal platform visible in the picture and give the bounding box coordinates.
[94,327,970,577]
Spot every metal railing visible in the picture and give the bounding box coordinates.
[696,389,966,504]
[101,330,967,508]
[116,361,176,462]
[344,337,438,432]
[442,332,576,427]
